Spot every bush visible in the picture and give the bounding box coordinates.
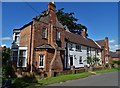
[112,60,120,65]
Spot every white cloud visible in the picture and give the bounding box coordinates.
[109,40,115,44]
[1,44,6,47]
[0,37,12,40]
[110,44,120,52]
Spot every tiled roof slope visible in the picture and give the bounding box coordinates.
[110,51,120,58]
[65,31,100,49]
[96,40,105,47]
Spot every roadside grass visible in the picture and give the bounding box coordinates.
[95,67,120,73]
[10,67,120,88]
[37,72,93,86]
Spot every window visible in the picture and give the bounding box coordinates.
[13,51,18,61]
[56,31,60,41]
[87,47,90,55]
[18,50,26,67]
[42,28,47,38]
[96,49,99,55]
[39,55,44,68]
[69,43,73,50]
[76,45,81,51]
[14,33,20,43]
[79,56,83,64]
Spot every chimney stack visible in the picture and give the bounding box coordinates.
[48,2,56,24]
[81,29,87,38]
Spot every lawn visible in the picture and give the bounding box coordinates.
[9,68,120,88]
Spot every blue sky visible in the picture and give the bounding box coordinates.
[1,2,118,51]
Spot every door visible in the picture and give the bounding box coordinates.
[70,56,73,66]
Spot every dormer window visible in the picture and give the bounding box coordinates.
[56,31,60,41]
[42,28,47,39]
[13,32,20,43]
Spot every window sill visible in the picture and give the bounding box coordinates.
[79,63,83,64]
[75,50,82,52]
[38,66,44,68]
[69,49,74,51]
[42,38,47,40]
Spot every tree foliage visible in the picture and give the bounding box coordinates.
[56,8,88,36]
[2,46,12,78]
[84,56,100,67]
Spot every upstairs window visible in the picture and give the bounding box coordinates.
[76,45,81,52]
[69,43,73,50]
[14,33,20,43]
[38,55,44,68]
[42,28,47,39]
[56,31,60,41]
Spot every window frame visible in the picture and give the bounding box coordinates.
[79,56,83,64]
[17,47,27,68]
[56,31,61,41]
[69,43,73,51]
[76,44,82,52]
[42,28,47,39]
[14,32,20,43]
[38,54,45,68]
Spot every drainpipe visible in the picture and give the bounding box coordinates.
[49,24,58,77]
[30,23,33,73]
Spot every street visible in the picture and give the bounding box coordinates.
[48,71,119,86]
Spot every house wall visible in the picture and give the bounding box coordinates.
[64,42,102,69]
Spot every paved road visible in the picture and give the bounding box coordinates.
[48,71,119,86]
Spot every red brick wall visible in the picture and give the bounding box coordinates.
[33,21,48,47]
[19,25,32,69]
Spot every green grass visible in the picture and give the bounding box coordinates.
[95,68,120,73]
[37,72,93,86]
[10,67,120,88]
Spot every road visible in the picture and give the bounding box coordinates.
[48,71,119,86]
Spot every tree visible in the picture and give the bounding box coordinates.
[39,8,88,36]
[84,55,100,71]
[56,8,88,36]
[2,46,12,78]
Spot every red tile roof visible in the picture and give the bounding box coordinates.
[96,40,105,47]
[65,31,100,49]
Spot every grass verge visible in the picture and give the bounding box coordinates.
[10,68,120,88]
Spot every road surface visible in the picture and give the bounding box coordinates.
[48,71,119,86]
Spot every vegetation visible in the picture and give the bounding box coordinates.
[2,46,13,86]
[40,8,88,36]
[56,8,88,35]
[84,56,100,67]
[10,68,120,88]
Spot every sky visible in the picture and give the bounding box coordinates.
[1,2,119,51]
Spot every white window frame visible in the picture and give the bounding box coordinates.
[79,56,83,64]
[38,54,45,68]
[69,43,73,50]
[13,32,20,43]
[17,47,27,67]
[56,31,60,41]
[76,44,81,52]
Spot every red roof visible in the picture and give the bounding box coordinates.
[65,31,100,49]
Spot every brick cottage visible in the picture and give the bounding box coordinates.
[11,2,110,77]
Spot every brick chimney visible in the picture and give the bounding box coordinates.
[81,29,87,38]
[105,37,109,55]
[48,2,56,25]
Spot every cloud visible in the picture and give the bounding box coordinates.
[0,37,12,40]
[109,40,115,44]
[110,44,120,51]
[1,44,6,47]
